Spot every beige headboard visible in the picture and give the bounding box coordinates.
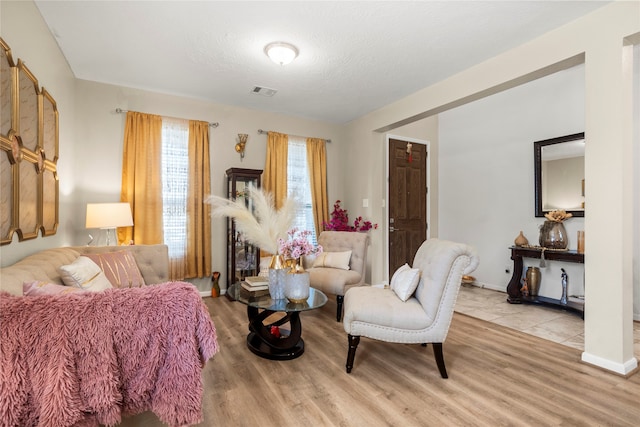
[0,244,169,296]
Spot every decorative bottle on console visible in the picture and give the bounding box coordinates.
[525,266,541,297]
[211,271,221,298]
[560,268,568,305]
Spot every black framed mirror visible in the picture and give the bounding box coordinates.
[534,132,585,218]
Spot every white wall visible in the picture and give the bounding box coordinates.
[438,64,585,298]
[0,0,77,270]
[73,79,345,291]
[634,43,640,321]
[2,0,638,372]
[0,1,346,293]
[343,1,639,374]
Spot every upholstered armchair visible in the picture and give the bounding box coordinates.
[306,231,370,322]
[342,239,479,378]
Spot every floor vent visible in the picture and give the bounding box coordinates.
[251,86,277,97]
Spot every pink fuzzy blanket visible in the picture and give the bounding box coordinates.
[0,281,218,427]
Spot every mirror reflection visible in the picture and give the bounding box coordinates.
[534,132,585,218]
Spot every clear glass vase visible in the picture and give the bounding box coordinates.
[268,254,287,300]
[539,220,568,250]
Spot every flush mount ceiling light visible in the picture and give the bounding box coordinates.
[264,42,299,66]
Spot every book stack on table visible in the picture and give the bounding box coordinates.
[241,276,269,292]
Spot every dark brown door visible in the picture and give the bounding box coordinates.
[388,139,427,274]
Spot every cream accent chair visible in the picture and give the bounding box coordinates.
[307,231,370,322]
[343,239,479,378]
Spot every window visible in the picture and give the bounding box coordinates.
[121,112,211,280]
[160,118,189,259]
[287,136,317,244]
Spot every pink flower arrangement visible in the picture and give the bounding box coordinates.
[323,200,378,232]
[278,228,323,259]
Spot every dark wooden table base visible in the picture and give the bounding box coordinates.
[506,246,584,317]
[246,306,305,360]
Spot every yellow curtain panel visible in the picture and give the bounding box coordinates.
[263,131,288,209]
[306,137,329,234]
[119,111,163,246]
[185,120,212,279]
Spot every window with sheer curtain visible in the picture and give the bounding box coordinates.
[287,136,317,244]
[120,111,211,281]
[161,118,189,261]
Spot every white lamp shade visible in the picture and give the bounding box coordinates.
[86,203,133,229]
[264,42,299,65]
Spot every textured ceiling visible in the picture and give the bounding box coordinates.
[34,1,609,124]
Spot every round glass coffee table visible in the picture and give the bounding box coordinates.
[227,283,327,360]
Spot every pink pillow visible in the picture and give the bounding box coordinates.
[23,280,84,296]
[84,250,146,288]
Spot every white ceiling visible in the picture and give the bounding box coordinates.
[34,1,609,124]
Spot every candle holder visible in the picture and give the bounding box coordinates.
[285,270,310,303]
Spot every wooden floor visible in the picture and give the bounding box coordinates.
[119,294,640,427]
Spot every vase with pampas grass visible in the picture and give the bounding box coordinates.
[206,186,299,299]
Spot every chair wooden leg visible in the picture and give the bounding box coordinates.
[432,342,448,379]
[336,295,344,322]
[346,334,360,373]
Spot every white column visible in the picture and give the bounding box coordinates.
[582,35,637,375]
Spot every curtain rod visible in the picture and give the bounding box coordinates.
[115,108,219,128]
[257,129,331,143]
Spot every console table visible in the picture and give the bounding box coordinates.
[506,246,584,317]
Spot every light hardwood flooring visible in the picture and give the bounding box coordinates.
[118,289,640,427]
[457,284,640,358]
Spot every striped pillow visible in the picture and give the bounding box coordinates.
[85,251,146,288]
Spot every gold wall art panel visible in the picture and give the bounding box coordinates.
[0,38,59,244]
[17,158,39,240]
[0,138,16,244]
[1,38,16,138]
[17,60,38,152]
[41,88,58,162]
[41,166,58,236]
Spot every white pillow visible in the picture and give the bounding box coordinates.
[311,251,352,270]
[390,263,420,301]
[390,263,410,288]
[57,256,113,292]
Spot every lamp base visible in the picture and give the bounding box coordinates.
[91,228,118,246]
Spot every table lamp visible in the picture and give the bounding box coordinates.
[85,203,133,246]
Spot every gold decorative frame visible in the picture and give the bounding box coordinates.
[0,38,59,244]
[40,88,59,235]
[0,38,16,140]
[0,39,17,244]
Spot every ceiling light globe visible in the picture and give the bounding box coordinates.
[264,42,299,66]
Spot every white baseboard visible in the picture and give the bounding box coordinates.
[581,351,638,375]
[467,281,504,293]
[200,289,228,298]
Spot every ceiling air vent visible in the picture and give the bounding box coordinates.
[251,86,277,97]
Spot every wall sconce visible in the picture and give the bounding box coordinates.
[235,133,248,160]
